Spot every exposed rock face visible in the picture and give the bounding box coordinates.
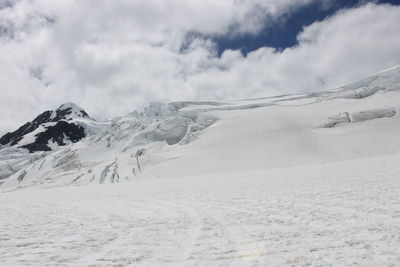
[20,121,86,153]
[0,103,89,153]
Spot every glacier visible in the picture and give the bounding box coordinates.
[0,65,400,266]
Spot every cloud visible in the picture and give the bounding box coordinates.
[0,1,399,135]
[193,3,400,98]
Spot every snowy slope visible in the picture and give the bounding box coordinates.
[0,154,399,266]
[1,65,400,189]
[0,65,400,266]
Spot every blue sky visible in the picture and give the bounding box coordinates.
[0,0,400,134]
[215,0,400,55]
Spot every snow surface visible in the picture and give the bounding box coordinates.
[1,65,400,265]
[0,156,399,266]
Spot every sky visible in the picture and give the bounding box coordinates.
[1,0,400,134]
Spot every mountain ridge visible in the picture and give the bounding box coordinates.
[1,64,400,189]
[0,102,90,153]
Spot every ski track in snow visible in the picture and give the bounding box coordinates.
[1,155,400,266]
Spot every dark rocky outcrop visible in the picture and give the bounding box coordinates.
[20,121,85,153]
[0,103,89,153]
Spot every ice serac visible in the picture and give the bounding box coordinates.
[0,102,90,153]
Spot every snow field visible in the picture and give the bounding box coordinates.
[1,65,400,266]
[1,154,399,266]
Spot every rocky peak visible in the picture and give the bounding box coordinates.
[0,103,89,152]
[56,102,89,120]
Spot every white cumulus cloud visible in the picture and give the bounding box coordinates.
[0,0,399,135]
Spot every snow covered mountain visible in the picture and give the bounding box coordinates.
[0,103,91,153]
[1,65,400,266]
[1,65,400,189]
